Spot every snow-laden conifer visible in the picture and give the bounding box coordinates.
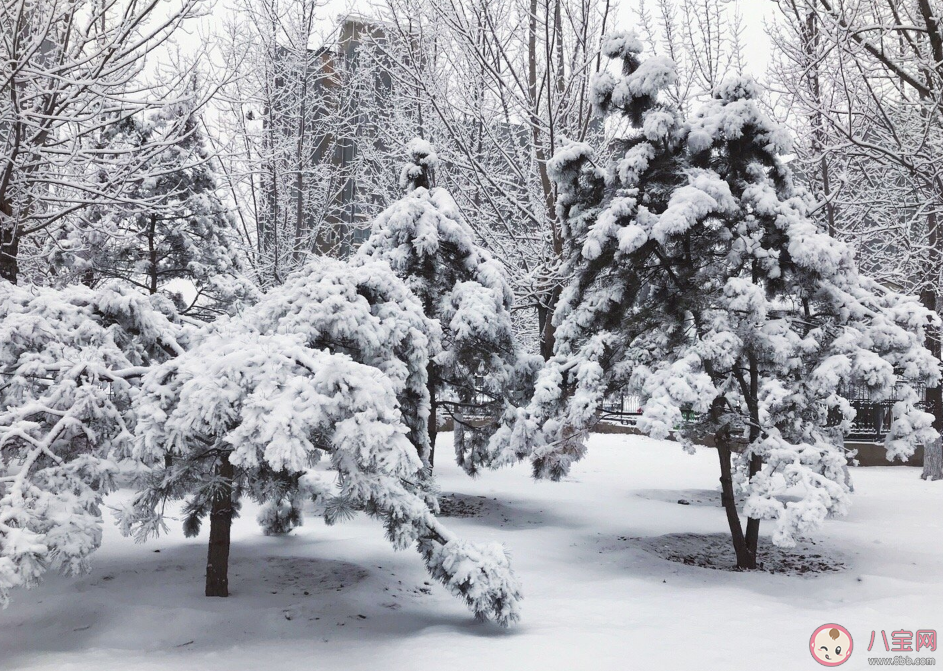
[498,32,941,568]
[48,103,257,318]
[0,281,187,606]
[124,258,522,624]
[355,140,539,474]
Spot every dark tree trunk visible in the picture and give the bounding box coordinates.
[537,303,551,361]
[743,453,763,566]
[147,213,159,295]
[428,395,437,469]
[538,285,562,361]
[0,224,19,285]
[542,312,557,362]
[922,291,942,423]
[427,361,438,469]
[741,354,763,567]
[717,442,755,569]
[922,290,942,431]
[714,419,756,570]
[921,289,943,480]
[205,452,234,598]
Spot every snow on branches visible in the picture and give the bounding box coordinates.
[47,104,258,318]
[241,258,436,470]
[123,258,523,625]
[355,140,539,475]
[498,32,941,565]
[0,0,204,284]
[0,281,187,607]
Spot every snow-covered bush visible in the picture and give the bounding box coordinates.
[123,258,522,624]
[0,281,188,607]
[498,32,941,569]
[355,139,539,474]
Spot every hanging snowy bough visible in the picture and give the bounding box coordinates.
[0,281,189,607]
[241,258,437,469]
[123,258,523,626]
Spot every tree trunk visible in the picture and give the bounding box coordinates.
[147,214,159,295]
[542,306,557,361]
[741,355,763,567]
[205,452,234,598]
[743,453,762,567]
[537,303,553,361]
[292,58,309,264]
[802,11,837,237]
[921,288,943,467]
[539,285,562,361]
[427,361,438,469]
[0,222,19,285]
[527,0,563,363]
[923,435,943,481]
[715,431,756,570]
[427,396,437,470]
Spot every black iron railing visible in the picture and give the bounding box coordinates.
[599,384,927,439]
[598,392,644,425]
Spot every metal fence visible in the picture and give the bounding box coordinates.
[598,384,927,439]
[598,392,645,425]
[831,384,926,441]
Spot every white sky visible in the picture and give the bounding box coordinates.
[739,1,780,78]
[612,0,780,79]
[170,0,780,80]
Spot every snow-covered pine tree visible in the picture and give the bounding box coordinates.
[354,139,538,474]
[49,102,257,319]
[124,258,522,625]
[500,33,941,569]
[242,258,436,474]
[0,281,188,607]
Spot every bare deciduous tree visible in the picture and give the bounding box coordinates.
[372,0,612,358]
[211,5,381,286]
[768,0,943,441]
[0,0,205,284]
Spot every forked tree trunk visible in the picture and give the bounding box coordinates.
[205,452,234,597]
[711,394,757,570]
[716,439,756,570]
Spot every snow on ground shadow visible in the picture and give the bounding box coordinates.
[1,433,941,671]
[444,488,846,575]
[628,533,846,575]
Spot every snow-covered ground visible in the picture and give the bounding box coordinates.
[2,433,940,670]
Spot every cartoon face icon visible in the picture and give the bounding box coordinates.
[810,624,853,666]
